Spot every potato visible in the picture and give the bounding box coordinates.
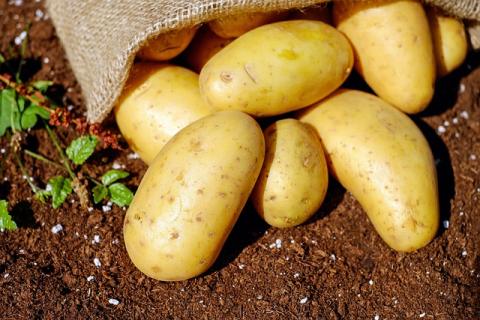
[252,119,328,228]
[427,7,468,77]
[333,1,436,114]
[289,5,332,24]
[184,28,233,73]
[137,28,197,61]
[115,63,214,164]
[124,110,265,281]
[200,20,353,117]
[208,11,286,39]
[298,90,439,252]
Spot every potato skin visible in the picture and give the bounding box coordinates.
[252,119,328,228]
[333,1,436,114]
[298,90,439,252]
[184,28,233,73]
[123,111,265,281]
[208,11,287,39]
[138,28,197,61]
[427,7,468,77]
[200,20,353,117]
[114,63,214,165]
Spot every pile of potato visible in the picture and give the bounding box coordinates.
[116,1,468,281]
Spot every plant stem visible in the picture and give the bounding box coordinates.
[24,149,65,171]
[44,123,75,180]
[14,152,39,194]
[88,177,102,186]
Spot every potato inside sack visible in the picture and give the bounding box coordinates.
[298,90,439,252]
[123,110,265,281]
[183,27,233,73]
[208,11,288,39]
[252,119,329,228]
[200,20,353,117]
[114,63,214,165]
[427,7,468,77]
[137,27,197,61]
[333,0,436,114]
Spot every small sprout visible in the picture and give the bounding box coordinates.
[92,185,108,204]
[0,200,17,231]
[108,183,134,207]
[66,135,99,165]
[48,176,73,209]
[93,169,134,206]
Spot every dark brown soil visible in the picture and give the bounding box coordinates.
[0,1,479,319]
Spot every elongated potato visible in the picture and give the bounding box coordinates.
[252,119,328,228]
[298,90,439,252]
[115,63,214,164]
[208,11,286,39]
[184,28,233,73]
[289,5,332,24]
[137,28,197,61]
[427,7,468,77]
[333,1,436,114]
[200,20,353,117]
[124,111,265,281]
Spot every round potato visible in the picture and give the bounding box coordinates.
[289,5,332,24]
[252,119,328,228]
[137,28,197,61]
[115,63,214,164]
[298,90,439,252]
[427,7,468,77]
[184,28,233,73]
[208,11,286,39]
[124,110,265,281]
[200,20,353,117]
[333,1,436,114]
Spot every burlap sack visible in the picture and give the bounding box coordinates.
[45,0,480,124]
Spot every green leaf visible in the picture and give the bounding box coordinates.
[17,95,26,112]
[92,185,108,204]
[21,104,50,130]
[0,53,5,64]
[66,135,99,165]
[48,176,72,209]
[0,200,17,231]
[101,170,129,186]
[0,89,21,136]
[34,189,51,203]
[108,183,134,207]
[31,80,53,93]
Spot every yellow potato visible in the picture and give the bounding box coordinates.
[184,28,233,73]
[427,7,468,77]
[137,28,197,61]
[298,90,439,252]
[333,1,436,114]
[200,20,353,117]
[124,110,265,281]
[252,119,328,228]
[208,11,286,39]
[289,5,332,24]
[115,63,214,164]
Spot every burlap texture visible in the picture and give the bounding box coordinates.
[45,0,480,123]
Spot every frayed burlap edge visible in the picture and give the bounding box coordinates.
[45,0,480,124]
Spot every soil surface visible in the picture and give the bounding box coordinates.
[0,1,479,319]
